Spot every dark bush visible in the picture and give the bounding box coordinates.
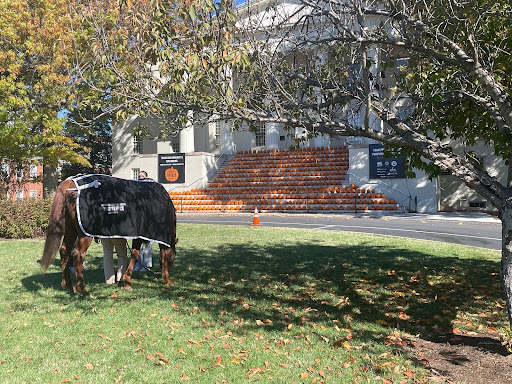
[0,197,53,239]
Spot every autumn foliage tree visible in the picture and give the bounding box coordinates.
[0,0,91,190]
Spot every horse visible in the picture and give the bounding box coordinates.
[40,176,178,297]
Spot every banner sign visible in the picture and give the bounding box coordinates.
[369,144,406,179]
[158,153,185,184]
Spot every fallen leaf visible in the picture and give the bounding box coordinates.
[248,368,265,378]
[376,319,389,326]
[212,354,222,367]
[300,372,309,380]
[404,370,415,378]
[84,363,94,370]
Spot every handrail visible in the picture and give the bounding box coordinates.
[168,146,236,193]
[347,172,416,212]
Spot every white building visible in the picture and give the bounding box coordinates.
[112,0,502,214]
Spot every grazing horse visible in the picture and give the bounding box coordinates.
[41,175,177,297]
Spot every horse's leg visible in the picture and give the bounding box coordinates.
[122,239,142,290]
[72,236,93,297]
[60,233,76,293]
[160,244,176,287]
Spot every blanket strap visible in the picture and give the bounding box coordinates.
[77,180,101,190]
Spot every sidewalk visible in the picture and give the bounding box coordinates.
[177,210,500,223]
[397,211,500,223]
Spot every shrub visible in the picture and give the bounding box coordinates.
[0,197,53,239]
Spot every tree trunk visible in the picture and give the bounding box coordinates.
[43,164,59,199]
[501,201,512,326]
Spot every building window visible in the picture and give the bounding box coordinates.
[347,105,362,128]
[255,123,265,147]
[132,168,140,180]
[16,190,24,200]
[170,134,180,153]
[133,135,142,155]
[29,190,38,199]
[16,167,23,180]
[347,63,362,91]
[215,121,221,149]
[1,162,9,178]
[29,164,38,179]
[395,104,414,121]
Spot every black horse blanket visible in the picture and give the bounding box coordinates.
[71,174,175,247]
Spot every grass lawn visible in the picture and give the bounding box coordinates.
[0,224,505,383]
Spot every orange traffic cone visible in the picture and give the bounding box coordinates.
[251,207,261,226]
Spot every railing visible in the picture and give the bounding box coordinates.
[168,147,235,195]
[347,172,416,212]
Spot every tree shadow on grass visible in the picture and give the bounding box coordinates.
[169,239,505,346]
[22,238,505,351]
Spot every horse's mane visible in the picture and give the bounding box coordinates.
[41,180,74,270]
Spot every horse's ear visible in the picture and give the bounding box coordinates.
[175,238,179,244]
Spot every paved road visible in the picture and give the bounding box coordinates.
[177,212,502,251]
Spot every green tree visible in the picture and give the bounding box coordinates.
[60,109,112,178]
[0,0,90,191]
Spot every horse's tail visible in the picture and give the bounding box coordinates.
[41,183,68,270]
[171,202,178,248]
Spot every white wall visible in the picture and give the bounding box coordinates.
[348,147,438,213]
[112,117,221,192]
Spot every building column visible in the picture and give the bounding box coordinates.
[368,47,383,132]
[221,120,236,154]
[295,126,308,148]
[312,134,329,148]
[179,111,195,153]
[266,122,280,150]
